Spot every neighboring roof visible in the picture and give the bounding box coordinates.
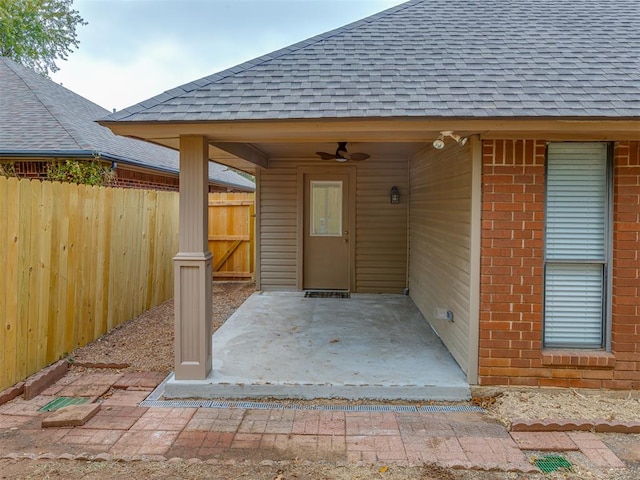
[0,57,254,191]
[106,0,640,123]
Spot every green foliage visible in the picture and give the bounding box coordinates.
[229,166,255,183]
[0,0,87,76]
[0,161,17,177]
[46,159,116,186]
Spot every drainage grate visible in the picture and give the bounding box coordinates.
[140,400,213,408]
[304,290,350,299]
[534,455,572,473]
[39,397,89,412]
[420,405,484,413]
[323,404,418,412]
[138,397,483,413]
[226,401,288,410]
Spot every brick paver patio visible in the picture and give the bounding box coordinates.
[0,371,629,475]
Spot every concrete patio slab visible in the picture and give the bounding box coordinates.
[164,292,470,401]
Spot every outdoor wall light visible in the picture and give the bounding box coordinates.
[451,132,468,146]
[432,131,468,149]
[390,185,400,204]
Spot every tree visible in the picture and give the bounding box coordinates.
[0,0,86,76]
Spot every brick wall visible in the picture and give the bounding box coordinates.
[13,161,49,178]
[2,160,231,192]
[112,168,179,191]
[113,168,231,192]
[479,139,640,389]
[611,141,640,389]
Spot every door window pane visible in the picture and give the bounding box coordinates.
[310,181,342,236]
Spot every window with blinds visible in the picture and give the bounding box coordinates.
[544,143,610,348]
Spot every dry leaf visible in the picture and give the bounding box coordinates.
[379,465,389,473]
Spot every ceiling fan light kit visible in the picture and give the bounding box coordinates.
[315,134,468,160]
[316,142,370,162]
[433,131,468,149]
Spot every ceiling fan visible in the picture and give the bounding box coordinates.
[316,142,370,162]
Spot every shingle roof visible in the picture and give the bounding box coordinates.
[0,57,254,190]
[106,0,640,123]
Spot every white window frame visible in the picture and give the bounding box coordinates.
[309,180,343,237]
[543,142,612,350]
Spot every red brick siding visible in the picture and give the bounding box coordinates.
[13,161,49,178]
[3,160,230,192]
[114,168,230,192]
[479,140,640,389]
[611,141,640,389]
[112,168,179,191]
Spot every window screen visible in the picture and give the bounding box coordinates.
[544,143,609,348]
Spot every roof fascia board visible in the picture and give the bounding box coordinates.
[100,118,640,143]
[210,142,269,169]
[128,138,261,176]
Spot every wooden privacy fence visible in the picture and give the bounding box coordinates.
[208,192,255,279]
[0,177,179,392]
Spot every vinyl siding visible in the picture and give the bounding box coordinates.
[356,156,408,293]
[408,144,473,373]
[258,160,298,290]
[258,157,407,293]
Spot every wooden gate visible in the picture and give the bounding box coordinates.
[208,192,255,279]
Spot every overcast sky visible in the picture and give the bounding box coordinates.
[51,0,405,112]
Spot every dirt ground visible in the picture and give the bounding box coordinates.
[4,458,639,480]
[0,460,473,480]
[68,281,257,374]
[488,389,640,427]
[3,281,639,479]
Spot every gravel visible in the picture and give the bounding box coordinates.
[486,389,640,427]
[69,281,256,374]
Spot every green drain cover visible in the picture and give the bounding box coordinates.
[535,455,572,473]
[39,397,89,412]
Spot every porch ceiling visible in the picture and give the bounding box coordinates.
[101,117,640,174]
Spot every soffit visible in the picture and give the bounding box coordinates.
[107,117,640,174]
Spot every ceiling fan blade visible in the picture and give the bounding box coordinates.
[349,153,370,161]
[316,152,335,160]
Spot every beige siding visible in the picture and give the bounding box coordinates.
[258,157,408,293]
[356,156,407,293]
[408,144,473,373]
[258,160,298,290]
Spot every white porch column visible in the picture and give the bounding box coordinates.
[174,135,212,380]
